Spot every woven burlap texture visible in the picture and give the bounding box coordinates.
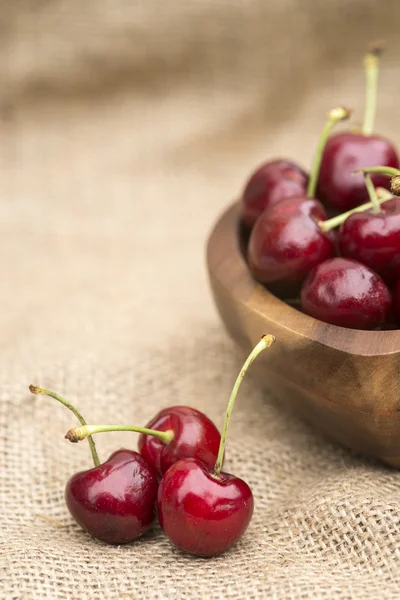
[2,1,400,598]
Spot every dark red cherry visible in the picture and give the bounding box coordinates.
[317,132,399,211]
[393,280,400,325]
[301,257,392,329]
[65,449,158,544]
[241,160,308,229]
[138,406,221,477]
[338,197,400,284]
[157,458,253,557]
[247,196,335,290]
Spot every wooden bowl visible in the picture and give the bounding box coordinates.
[206,202,400,468]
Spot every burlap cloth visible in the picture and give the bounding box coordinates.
[2,1,400,598]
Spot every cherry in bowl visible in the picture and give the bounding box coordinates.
[241,159,308,229]
[300,257,392,330]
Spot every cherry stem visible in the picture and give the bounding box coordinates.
[362,43,383,136]
[29,385,100,467]
[358,166,400,178]
[65,424,174,445]
[307,106,351,199]
[357,166,400,198]
[213,334,275,477]
[319,192,392,232]
[364,174,381,214]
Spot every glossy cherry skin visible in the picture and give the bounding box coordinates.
[317,132,399,211]
[393,280,400,325]
[241,159,308,229]
[158,458,253,557]
[138,406,221,477]
[247,196,335,290]
[338,197,400,284]
[301,257,392,329]
[65,449,158,544]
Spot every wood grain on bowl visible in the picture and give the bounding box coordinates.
[206,202,400,468]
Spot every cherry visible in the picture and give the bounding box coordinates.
[157,458,253,557]
[301,257,392,329]
[248,107,350,291]
[29,385,158,544]
[157,335,275,557]
[241,160,308,229]
[317,134,398,211]
[338,175,400,284]
[65,406,221,478]
[248,195,334,291]
[317,45,399,211]
[138,406,221,476]
[65,449,158,545]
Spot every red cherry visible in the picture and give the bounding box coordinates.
[157,458,253,557]
[317,132,399,211]
[28,385,159,545]
[247,196,335,289]
[393,280,400,325]
[65,449,158,544]
[241,159,308,229]
[301,257,392,329]
[338,196,400,284]
[157,335,275,557]
[138,406,221,476]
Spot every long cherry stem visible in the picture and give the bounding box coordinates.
[213,334,275,477]
[307,106,351,198]
[65,424,174,445]
[319,193,392,232]
[362,43,383,136]
[29,385,100,467]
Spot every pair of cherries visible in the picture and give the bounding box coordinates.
[241,45,400,329]
[29,334,275,558]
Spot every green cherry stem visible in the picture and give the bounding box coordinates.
[357,166,400,198]
[362,43,383,136]
[29,385,100,467]
[307,106,351,199]
[358,166,400,178]
[213,334,275,477]
[318,192,393,233]
[318,169,394,232]
[364,174,381,213]
[65,424,174,445]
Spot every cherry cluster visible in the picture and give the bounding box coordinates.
[29,334,275,558]
[241,45,400,330]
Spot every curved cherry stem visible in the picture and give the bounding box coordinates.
[363,43,383,136]
[358,166,400,178]
[357,166,400,198]
[214,334,275,477]
[307,106,351,199]
[29,385,100,467]
[65,424,174,445]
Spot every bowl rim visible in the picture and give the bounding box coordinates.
[207,201,400,356]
